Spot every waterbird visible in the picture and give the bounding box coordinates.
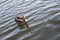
[15,16,29,28]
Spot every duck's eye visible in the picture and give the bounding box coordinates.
[17,17,22,19]
[17,17,20,19]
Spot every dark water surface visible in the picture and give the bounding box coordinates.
[0,0,60,40]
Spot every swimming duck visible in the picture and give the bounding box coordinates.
[15,16,29,28]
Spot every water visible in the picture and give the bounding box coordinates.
[0,0,60,40]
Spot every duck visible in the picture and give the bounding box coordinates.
[15,16,29,28]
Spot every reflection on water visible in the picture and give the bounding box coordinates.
[0,0,60,40]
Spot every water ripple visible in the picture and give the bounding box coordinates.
[0,0,60,40]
